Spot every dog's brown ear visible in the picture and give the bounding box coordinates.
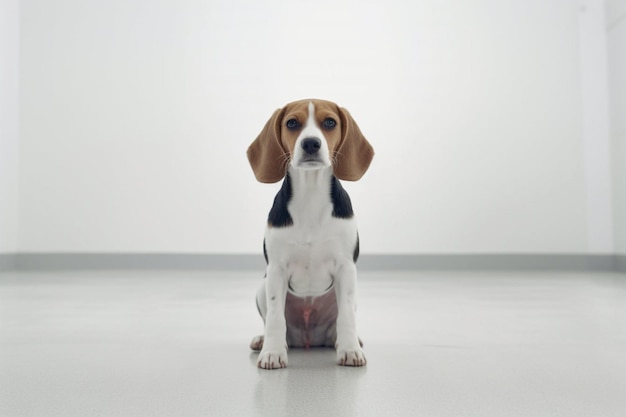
[247,108,288,183]
[334,107,374,181]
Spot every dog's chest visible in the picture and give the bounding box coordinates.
[280,206,350,295]
[265,174,356,296]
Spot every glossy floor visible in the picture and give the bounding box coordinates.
[1,270,625,417]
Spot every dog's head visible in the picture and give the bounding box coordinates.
[247,99,374,183]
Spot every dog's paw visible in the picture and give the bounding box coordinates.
[337,347,366,367]
[257,349,288,370]
[250,335,264,351]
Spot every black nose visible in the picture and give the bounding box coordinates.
[301,137,321,155]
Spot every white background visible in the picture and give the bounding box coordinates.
[1,0,625,255]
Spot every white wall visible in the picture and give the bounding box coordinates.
[0,0,19,253]
[578,0,613,254]
[17,0,604,254]
[607,0,626,254]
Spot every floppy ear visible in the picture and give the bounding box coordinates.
[247,108,288,183]
[334,107,374,181]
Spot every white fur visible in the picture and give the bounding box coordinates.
[255,102,366,369]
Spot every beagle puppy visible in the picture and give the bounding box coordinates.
[247,99,374,369]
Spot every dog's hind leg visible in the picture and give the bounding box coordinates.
[250,335,264,351]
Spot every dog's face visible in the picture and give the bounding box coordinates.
[279,100,342,171]
[247,99,374,183]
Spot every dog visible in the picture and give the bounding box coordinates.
[247,99,374,369]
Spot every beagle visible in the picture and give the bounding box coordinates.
[247,99,374,369]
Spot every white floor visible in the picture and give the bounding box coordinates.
[1,269,626,417]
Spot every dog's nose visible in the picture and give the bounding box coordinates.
[301,137,321,155]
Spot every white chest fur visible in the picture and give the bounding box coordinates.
[264,168,357,296]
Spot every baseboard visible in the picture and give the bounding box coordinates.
[616,255,626,273]
[357,254,618,271]
[13,253,266,271]
[0,253,624,272]
[0,253,16,271]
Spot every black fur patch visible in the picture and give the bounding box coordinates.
[353,233,360,263]
[263,239,268,264]
[330,176,354,219]
[268,174,293,228]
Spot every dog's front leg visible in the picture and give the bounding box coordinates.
[334,263,366,366]
[258,265,288,369]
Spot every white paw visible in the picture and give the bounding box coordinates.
[257,349,288,369]
[337,347,366,367]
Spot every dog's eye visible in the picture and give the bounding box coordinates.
[286,119,300,130]
[323,118,337,129]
